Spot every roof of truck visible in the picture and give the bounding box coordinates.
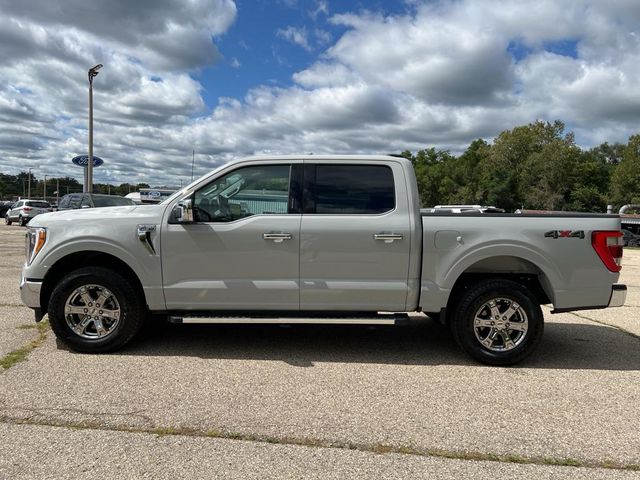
[240,154,409,162]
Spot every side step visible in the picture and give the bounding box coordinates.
[169,313,410,326]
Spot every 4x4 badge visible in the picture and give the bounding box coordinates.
[544,230,585,239]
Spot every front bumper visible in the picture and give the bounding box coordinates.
[608,284,627,307]
[20,275,42,309]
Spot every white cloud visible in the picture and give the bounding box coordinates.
[1,0,639,187]
[293,62,361,88]
[310,0,329,20]
[314,28,332,45]
[277,26,312,52]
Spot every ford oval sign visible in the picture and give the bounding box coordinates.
[72,155,104,168]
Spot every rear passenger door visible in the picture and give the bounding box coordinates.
[300,161,412,311]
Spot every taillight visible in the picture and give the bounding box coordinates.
[23,206,32,212]
[591,231,623,272]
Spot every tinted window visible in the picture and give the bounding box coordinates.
[305,165,395,214]
[26,201,51,208]
[58,195,71,209]
[92,196,136,207]
[80,195,92,208]
[194,164,291,222]
[69,195,82,209]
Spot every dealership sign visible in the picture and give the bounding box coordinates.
[71,155,104,168]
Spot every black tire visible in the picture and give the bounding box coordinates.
[450,279,544,366]
[48,267,146,353]
[19,215,27,226]
[4,214,11,225]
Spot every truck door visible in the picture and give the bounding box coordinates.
[300,161,412,311]
[162,161,302,311]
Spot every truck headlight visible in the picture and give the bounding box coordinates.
[25,227,47,266]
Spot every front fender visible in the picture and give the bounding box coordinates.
[27,235,164,311]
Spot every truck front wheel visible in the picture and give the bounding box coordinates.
[450,279,544,366]
[48,267,145,353]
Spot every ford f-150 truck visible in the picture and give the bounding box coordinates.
[20,155,627,365]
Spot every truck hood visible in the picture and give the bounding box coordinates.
[28,204,168,227]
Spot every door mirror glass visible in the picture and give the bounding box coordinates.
[172,197,194,223]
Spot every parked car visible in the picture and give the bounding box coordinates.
[57,193,136,211]
[21,155,626,365]
[0,201,14,218]
[5,199,52,226]
[621,228,640,247]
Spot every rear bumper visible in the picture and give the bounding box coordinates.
[608,284,627,308]
[551,283,626,313]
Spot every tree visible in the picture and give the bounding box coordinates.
[403,148,453,207]
[610,135,640,207]
[477,120,580,211]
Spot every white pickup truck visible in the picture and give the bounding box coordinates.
[20,155,626,365]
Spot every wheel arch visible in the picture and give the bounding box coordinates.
[443,255,553,324]
[41,251,147,314]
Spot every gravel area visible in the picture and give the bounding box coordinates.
[0,222,638,477]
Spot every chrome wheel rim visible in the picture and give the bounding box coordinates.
[473,297,528,352]
[64,284,121,339]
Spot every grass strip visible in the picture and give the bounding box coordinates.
[0,415,638,472]
[0,321,48,370]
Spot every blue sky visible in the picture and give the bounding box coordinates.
[198,0,412,106]
[202,1,582,106]
[0,0,639,186]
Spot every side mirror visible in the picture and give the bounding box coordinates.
[172,197,194,223]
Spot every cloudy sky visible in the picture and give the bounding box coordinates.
[1,0,639,187]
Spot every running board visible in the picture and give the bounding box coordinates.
[169,313,409,326]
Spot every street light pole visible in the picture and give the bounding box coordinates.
[43,175,47,200]
[87,63,103,193]
[28,168,32,198]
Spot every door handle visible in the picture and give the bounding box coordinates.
[263,232,292,243]
[373,233,403,243]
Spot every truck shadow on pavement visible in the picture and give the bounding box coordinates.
[114,317,640,371]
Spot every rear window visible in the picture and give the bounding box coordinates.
[304,164,395,214]
[26,201,51,208]
[92,196,136,207]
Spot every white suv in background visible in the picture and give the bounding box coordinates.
[5,199,52,226]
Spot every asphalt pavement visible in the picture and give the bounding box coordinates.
[0,222,638,478]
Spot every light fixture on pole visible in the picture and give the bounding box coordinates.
[87,63,103,193]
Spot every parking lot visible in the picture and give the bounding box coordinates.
[0,221,638,478]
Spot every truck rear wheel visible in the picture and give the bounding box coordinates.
[450,279,544,366]
[48,267,145,353]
